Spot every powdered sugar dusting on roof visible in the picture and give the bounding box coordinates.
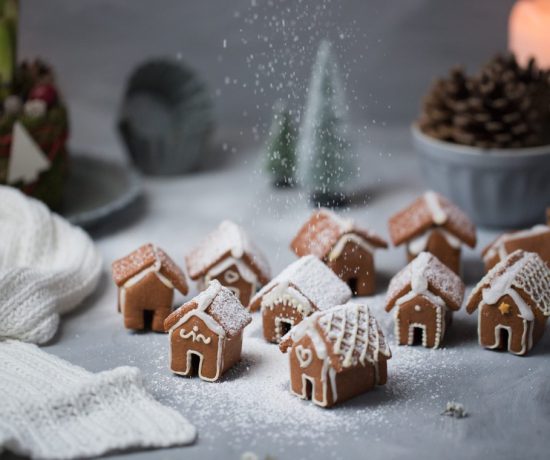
[385,252,465,310]
[186,220,270,281]
[252,255,351,311]
[207,283,252,336]
[467,250,550,316]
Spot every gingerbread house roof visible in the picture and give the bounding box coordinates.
[164,280,251,337]
[112,243,188,294]
[466,250,550,319]
[185,220,271,284]
[482,225,550,264]
[385,252,465,312]
[291,209,388,260]
[249,255,352,311]
[280,303,391,373]
[388,191,477,248]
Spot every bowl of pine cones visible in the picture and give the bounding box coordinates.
[413,54,550,228]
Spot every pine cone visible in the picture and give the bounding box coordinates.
[419,54,550,149]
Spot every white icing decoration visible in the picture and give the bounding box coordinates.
[327,233,375,262]
[205,256,257,287]
[483,225,550,263]
[424,191,447,225]
[261,282,313,317]
[295,345,313,368]
[407,228,462,256]
[179,325,212,344]
[224,269,240,284]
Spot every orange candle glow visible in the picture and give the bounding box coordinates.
[509,0,550,68]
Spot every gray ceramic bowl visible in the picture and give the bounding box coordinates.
[412,125,550,229]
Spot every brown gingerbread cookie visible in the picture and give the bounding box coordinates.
[280,302,391,408]
[466,250,550,356]
[164,280,251,381]
[385,252,465,348]
[482,225,550,271]
[388,191,477,274]
[185,220,270,307]
[249,255,352,343]
[290,209,388,296]
[112,244,188,332]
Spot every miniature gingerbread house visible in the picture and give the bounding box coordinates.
[112,244,188,332]
[482,224,550,271]
[185,220,271,307]
[466,250,550,356]
[249,255,352,343]
[164,280,251,381]
[385,252,465,348]
[388,191,477,274]
[290,209,388,296]
[279,303,391,408]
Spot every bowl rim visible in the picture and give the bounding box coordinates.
[411,124,550,158]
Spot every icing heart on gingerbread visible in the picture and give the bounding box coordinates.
[295,345,312,368]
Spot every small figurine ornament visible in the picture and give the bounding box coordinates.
[112,244,188,332]
[291,209,388,296]
[466,250,550,356]
[249,255,352,343]
[164,280,251,382]
[280,302,391,408]
[388,191,477,274]
[385,252,465,349]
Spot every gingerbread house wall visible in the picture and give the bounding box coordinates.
[288,334,334,407]
[262,301,308,343]
[121,271,174,331]
[407,229,461,274]
[326,241,376,296]
[477,293,547,356]
[205,262,255,306]
[484,233,550,272]
[170,315,223,381]
[394,295,449,348]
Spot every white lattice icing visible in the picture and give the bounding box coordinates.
[317,303,391,368]
[252,255,351,312]
[470,250,550,321]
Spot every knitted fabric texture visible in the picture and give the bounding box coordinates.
[0,340,197,459]
[0,186,102,344]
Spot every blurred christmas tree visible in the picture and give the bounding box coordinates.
[297,40,355,208]
[265,100,296,188]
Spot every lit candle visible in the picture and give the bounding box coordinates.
[509,0,550,68]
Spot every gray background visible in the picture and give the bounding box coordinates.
[21,0,515,158]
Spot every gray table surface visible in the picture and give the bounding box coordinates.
[25,125,549,460]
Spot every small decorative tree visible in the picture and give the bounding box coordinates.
[297,40,356,207]
[265,100,297,188]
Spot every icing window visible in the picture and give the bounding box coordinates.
[224,269,240,284]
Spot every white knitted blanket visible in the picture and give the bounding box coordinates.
[0,186,102,344]
[0,340,197,459]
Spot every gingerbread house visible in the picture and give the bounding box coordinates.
[388,191,477,274]
[385,252,465,348]
[290,209,388,296]
[112,244,188,332]
[482,224,550,271]
[279,303,391,408]
[466,250,550,356]
[185,220,271,307]
[249,255,352,343]
[164,280,251,381]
